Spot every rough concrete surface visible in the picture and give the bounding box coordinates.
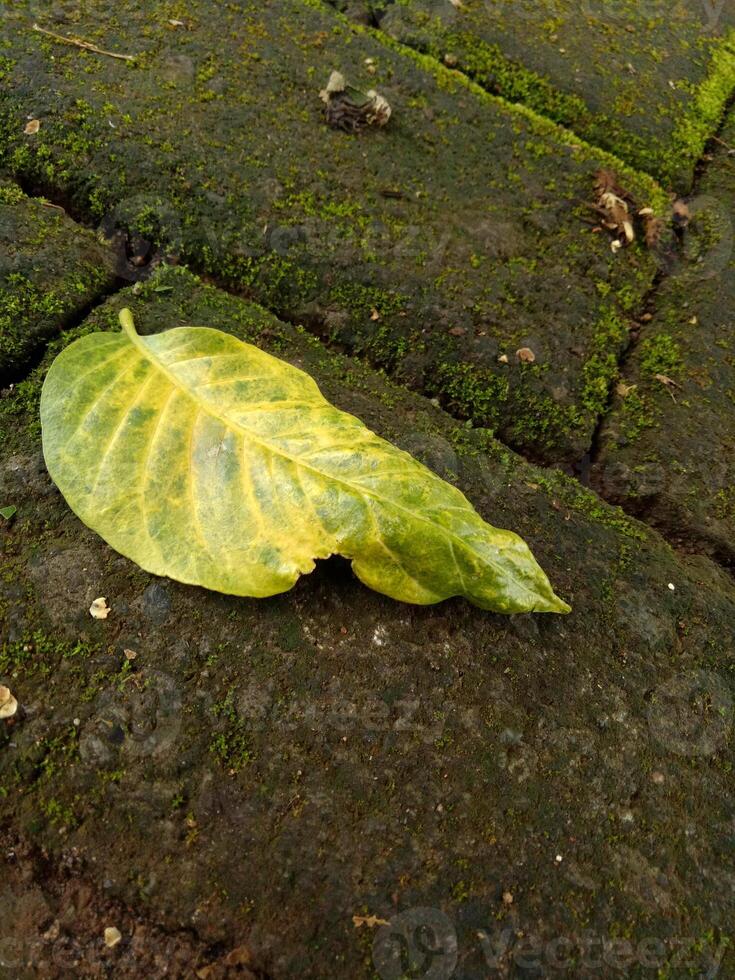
[0,0,667,464]
[1,0,735,977]
[0,181,117,383]
[593,107,735,567]
[2,267,735,977]
[342,0,735,188]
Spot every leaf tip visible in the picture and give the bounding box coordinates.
[550,596,572,615]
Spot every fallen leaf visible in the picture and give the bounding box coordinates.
[168,19,185,26]
[0,686,18,720]
[353,914,390,929]
[42,309,570,615]
[516,347,536,363]
[594,169,634,205]
[103,926,122,948]
[0,505,16,520]
[124,648,137,660]
[89,597,110,619]
[370,308,380,321]
[502,891,514,905]
[24,119,40,135]
[497,354,509,364]
[591,169,641,248]
[449,326,466,337]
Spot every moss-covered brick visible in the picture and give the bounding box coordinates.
[593,105,735,565]
[2,265,735,976]
[0,0,666,464]
[0,180,117,381]
[355,0,735,189]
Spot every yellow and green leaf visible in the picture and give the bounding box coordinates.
[40,310,570,614]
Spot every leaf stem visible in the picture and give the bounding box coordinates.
[119,308,137,338]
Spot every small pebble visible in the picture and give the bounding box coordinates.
[89,597,110,620]
[0,685,18,720]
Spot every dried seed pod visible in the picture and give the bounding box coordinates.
[319,70,346,104]
[320,71,391,133]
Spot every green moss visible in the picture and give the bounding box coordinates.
[618,389,658,442]
[374,23,668,209]
[0,631,99,679]
[714,487,735,522]
[580,310,628,416]
[1,97,107,201]
[0,261,112,377]
[203,247,321,313]
[416,25,594,140]
[639,333,683,378]
[0,274,66,361]
[0,182,24,205]
[326,282,405,319]
[670,33,735,189]
[506,390,583,458]
[210,687,254,772]
[432,361,509,429]
[0,55,14,82]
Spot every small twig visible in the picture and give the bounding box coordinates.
[32,23,136,62]
[712,135,734,151]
